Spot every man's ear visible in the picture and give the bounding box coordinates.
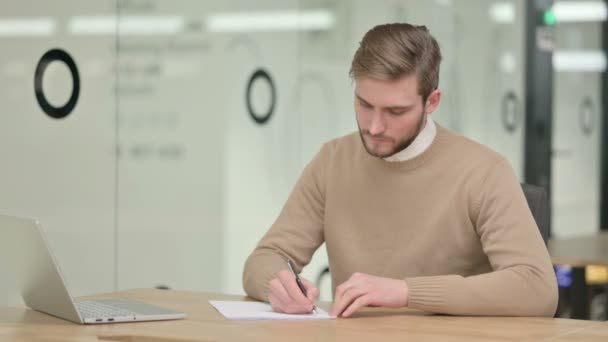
[424,89,442,114]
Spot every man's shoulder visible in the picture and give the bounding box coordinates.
[328,131,360,146]
[438,125,506,164]
[437,126,518,195]
[321,131,361,156]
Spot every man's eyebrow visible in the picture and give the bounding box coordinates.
[356,94,414,110]
[355,94,370,105]
[387,104,413,111]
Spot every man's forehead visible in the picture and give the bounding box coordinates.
[354,78,422,106]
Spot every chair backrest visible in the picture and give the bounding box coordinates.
[520,183,550,245]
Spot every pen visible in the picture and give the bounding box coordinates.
[286,259,317,314]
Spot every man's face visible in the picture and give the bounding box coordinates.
[355,74,440,159]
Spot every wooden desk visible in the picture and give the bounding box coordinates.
[549,232,608,320]
[0,289,606,341]
[550,321,608,341]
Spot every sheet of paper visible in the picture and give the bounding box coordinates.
[209,300,334,321]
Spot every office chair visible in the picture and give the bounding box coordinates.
[520,183,550,245]
[316,183,551,288]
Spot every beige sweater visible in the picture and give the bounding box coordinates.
[243,125,558,316]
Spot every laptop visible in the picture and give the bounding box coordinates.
[0,214,187,324]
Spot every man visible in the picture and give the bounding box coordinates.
[243,23,558,318]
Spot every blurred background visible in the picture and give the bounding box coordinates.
[0,0,606,320]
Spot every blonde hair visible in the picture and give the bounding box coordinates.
[350,23,442,102]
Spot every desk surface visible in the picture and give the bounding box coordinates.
[0,289,607,342]
[550,322,608,341]
[548,231,608,267]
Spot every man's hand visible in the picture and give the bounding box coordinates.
[330,272,409,317]
[268,270,320,314]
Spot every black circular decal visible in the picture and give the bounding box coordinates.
[579,97,594,136]
[501,91,519,133]
[34,48,80,119]
[316,266,330,289]
[246,68,276,125]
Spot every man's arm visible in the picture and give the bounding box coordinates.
[242,144,329,302]
[331,159,558,317]
[405,159,558,316]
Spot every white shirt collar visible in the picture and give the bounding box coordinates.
[384,117,436,162]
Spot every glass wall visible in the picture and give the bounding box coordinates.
[0,0,117,305]
[0,0,601,304]
[552,0,603,238]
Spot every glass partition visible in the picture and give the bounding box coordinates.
[0,0,117,304]
[552,0,603,237]
[2,0,597,305]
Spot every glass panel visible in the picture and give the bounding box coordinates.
[552,0,603,237]
[451,0,526,177]
[218,1,301,294]
[0,0,117,304]
[0,0,547,303]
[115,0,300,294]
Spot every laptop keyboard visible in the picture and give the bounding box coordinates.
[76,300,137,318]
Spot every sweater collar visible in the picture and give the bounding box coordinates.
[384,117,436,162]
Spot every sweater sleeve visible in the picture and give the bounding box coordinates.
[405,159,558,316]
[242,144,329,301]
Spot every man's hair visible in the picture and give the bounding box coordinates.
[350,23,442,102]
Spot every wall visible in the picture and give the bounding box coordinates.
[0,0,602,305]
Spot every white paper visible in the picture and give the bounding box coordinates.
[209,300,334,320]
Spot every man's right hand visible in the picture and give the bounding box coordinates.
[268,270,320,314]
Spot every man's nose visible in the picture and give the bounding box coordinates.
[368,111,386,135]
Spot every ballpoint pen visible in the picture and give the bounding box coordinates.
[287,259,317,314]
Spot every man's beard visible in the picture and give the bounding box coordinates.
[358,109,427,159]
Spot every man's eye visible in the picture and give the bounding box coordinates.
[389,110,406,116]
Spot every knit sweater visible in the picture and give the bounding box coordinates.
[243,124,558,316]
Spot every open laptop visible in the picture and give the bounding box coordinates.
[0,214,187,324]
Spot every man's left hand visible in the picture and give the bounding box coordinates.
[330,272,409,317]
